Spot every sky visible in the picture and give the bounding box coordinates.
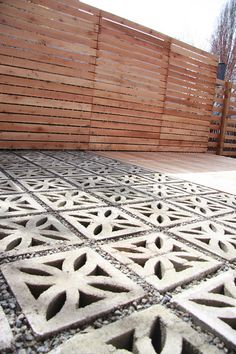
[82,0,228,52]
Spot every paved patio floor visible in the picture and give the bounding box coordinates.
[0,150,235,353]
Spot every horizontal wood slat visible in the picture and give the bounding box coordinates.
[0,0,218,151]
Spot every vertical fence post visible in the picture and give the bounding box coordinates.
[217,81,231,155]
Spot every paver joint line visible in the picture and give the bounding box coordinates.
[0,150,235,353]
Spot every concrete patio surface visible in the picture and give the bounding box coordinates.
[0,150,235,353]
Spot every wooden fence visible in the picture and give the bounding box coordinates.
[208,82,236,156]
[0,0,219,151]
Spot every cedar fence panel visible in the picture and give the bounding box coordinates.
[0,0,219,151]
[0,0,99,149]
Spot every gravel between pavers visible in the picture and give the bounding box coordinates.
[0,150,235,353]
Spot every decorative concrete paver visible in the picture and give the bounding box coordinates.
[0,171,8,180]
[132,183,188,199]
[123,200,195,227]
[142,172,181,184]
[171,195,234,217]
[174,271,236,350]
[67,175,117,189]
[6,168,54,179]
[84,166,124,175]
[0,306,14,351]
[61,207,150,240]
[35,160,72,168]
[2,161,35,170]
[216,214,236,230]
[36,190,105,211]
[170,181,218,195]
[117,165,153,174]
[1,248,144,337]
[49,305,222,354]
[19,178,74,192]
[205,192,236,208]
[1,150,236,353]
[109,174,153,185]
[0,214,81,257]
[91,185,153,205]
[0,180,24,195]
[71,160,104,169]
[0,194,45,217]
[103,233,221,292]
[170,220,236,261]
[49,167,90,177]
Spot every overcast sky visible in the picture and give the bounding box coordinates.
[82,0,227,52]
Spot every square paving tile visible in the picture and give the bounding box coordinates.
[170,220,236,261]
[67,175,117,189]
[49,167,90,178]
[35,160,72,168]
[109,174,152,186]
[70,160,104,169]
[205,192,236,208]
[6,168,55,179]
[142,173,181,184]
[1,248,144,337]
[117,165,153,174]
[0,214,81,257]
[0,194,45,217]
[0,180,24,195]
[2,162,35,170]
[48,304,222,354]
[170,182,218,195]
[174,271,236,350]
[123,200,196,227]
[171,195,234,217]
[84,165,124,175]
[91,185,153,205]
[36,190,106,211]
[132,183,188,199]
[0,171,8,180]
[103,233,221,292]
[61,207,150,240]
[216,213,236,230]
[19,178,74,192]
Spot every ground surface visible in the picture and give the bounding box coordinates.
[0,150,235,354]
[99,152,236,195]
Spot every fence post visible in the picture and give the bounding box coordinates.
[217,81,231,155]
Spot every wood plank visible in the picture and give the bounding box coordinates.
[0,131,90,142]
[0,122,90,135]
[0,113,90,127]
[0,141,89,149]
[0,84,93,104]
[0,94,91,111]
[0,65,94,88]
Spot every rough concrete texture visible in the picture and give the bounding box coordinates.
[91,185,153,205]
[0,214,81,257]
[1,247,144,338]
[49,305,223,354]
[171,195,234,217]
[61,206,150,240]
[170,220,236,260]
[123,200,195,227]
[36,190,105,210]
[174,271,236,350]
[169,181,218,194]
[132,182,188,199]
[205,192,236,208]
[0,193,45,217]
[0,305,13,351]
[0,150,235,353]
[103,233,221,292]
